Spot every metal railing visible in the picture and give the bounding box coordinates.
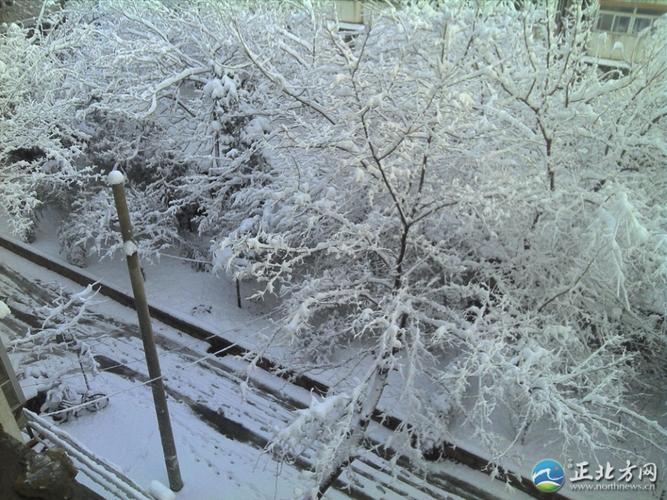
[24,409,153,500]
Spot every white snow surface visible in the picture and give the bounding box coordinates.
[149,480,176,500]
[124,240,138,256]
[203,78,225,99]
[0,215,541,500]
[0,299,10,319]
[107,170,125,185]
[0,248,339,499]
[1,211,663,499]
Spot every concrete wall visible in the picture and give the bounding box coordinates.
[335,0,364,24]
[0,391,21,441]
[1,303,24,442]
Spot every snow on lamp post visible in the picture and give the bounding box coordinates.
[107,170,183,492]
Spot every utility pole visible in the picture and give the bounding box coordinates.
[108,171,183,492]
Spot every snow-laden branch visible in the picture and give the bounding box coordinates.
[141,66,210,118]
[232,20,336,125]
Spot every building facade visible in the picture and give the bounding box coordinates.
[588,0,667,67]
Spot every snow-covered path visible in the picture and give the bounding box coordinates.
[0,250,522,499]
[1,261,314,499]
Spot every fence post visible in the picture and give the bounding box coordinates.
[108,171,183,492]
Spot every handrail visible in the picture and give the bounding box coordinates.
[24,409,153,500]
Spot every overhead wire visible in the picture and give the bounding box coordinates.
[15,308,276,390]
[37,339,248,419]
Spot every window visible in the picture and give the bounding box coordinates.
[597,13,614,31]
[611,15,631,33]
[632,17,652,34]
[596,8,664,36]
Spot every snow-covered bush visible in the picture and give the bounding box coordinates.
[0,18,95,241]
[10,283,105,414]
[57,0,272,264]
[10,284,101,365]
[58,187,180,265]
[3,0,271,264]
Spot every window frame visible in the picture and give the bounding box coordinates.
[596,12,615,31]
[611,14,631,33]
[631,16,653,34]
[596,7,662,36]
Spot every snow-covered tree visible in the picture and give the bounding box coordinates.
[2,1,665,496]
[218,2,666,496]
[1,0,270,264]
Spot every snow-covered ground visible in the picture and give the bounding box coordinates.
[1,210,663,499]
[1,251,307,499]
[0,226,533,499]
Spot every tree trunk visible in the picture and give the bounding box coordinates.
[314,354,393,498]
[314,314,406,497]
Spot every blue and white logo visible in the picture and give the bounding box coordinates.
[532,459,565,493]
